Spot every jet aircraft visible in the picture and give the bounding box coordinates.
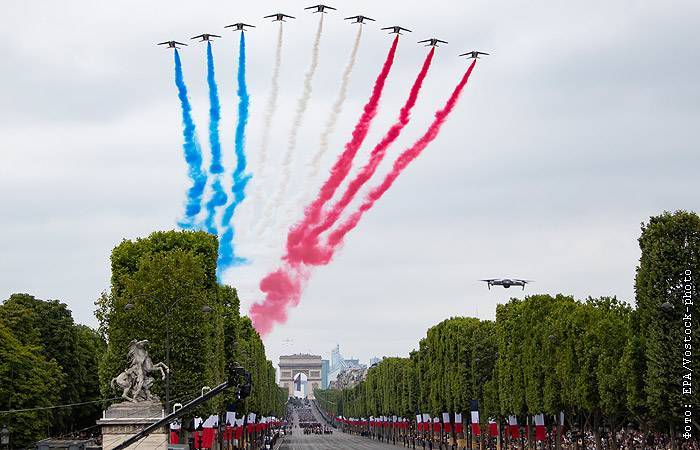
[381,26,412,35]
[264,13,295,22]
[224,23,255,32]
[418,38,448,47]
[460,51,490,59]
[345,15,375,24]
[191,34,221,42]
[158,41,187,49]
[305,4,336,13]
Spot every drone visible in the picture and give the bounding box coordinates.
[481,278,533,290]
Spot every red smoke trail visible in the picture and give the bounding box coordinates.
[288,48,436,263]
[286,35,400,252]
[307,59,478,266]
[251,36,399,336]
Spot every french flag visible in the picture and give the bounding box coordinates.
[416,414,422,432]
[488,418,498,437]
[508,416,519,439]
[534,414,546,442]
[433,417,441,433]
[470,400,480,436]
[202,415,218,449]
[454,413,463,434]
[169,420,181,444]
[442,412,452,433]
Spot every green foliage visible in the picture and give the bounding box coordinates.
[0,294,105,437]
[634,210,700,428]
[97,230,285,418]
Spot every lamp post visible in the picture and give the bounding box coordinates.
[124,296,212,416]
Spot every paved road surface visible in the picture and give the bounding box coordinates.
[277,432,401,450]
[277,402,400,450]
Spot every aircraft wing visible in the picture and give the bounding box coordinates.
[380,26,393,30]
[174,41,188,46]
[282,14,296,18]
[365,16,376,21]
[326,6,337,10]
[157,41,171,45]
[345,16,359,20]
[243,23,256,27]
[304,5,316,9]
[263,14,277,18]
[400,27,412,32]
[437,39,448,44]
[478,51,490,55]
[417,39,431,43]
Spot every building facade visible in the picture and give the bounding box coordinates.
[278,354,323,399]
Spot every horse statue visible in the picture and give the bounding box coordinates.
[110,339,170,402]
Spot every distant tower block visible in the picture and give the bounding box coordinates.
[278,354,322,399]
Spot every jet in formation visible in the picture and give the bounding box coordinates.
[418,38,448,47]
[158,40,187,49]
[264,13,295,22]
[382,26,412,35]
[345,15,375,24]
[225,23,255,32]
[305,4,336,13]
[191,34,221,42]
[460,51,490,59]
[481,279,532,290]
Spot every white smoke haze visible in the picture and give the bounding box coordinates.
[256,14,325,237]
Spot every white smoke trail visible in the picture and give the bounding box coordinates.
[308,24,363,179]
[257,15,325,236]
[259,21,284,170]
[250,22,284,232]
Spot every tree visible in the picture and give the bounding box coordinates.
[0,294,104,434]
[634,211,700,437]
[0,321,63,448]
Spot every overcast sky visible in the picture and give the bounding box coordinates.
[1,1,699,368]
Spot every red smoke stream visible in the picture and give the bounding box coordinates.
[286,35,400,251]
[287,48,436,264]
[251,36,400,336]
[250,55,477,336]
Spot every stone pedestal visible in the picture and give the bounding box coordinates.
[97,401,167,450]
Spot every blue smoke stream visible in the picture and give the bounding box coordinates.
[203,42,228,235]
[218,32,252,272]
[173,49,207,229]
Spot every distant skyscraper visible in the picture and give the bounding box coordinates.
[321,359,329,389]
[369,356,382,366]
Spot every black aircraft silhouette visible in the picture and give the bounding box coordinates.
[460,51,490,59]
[158,41,187,49]
[264,13,295,22]
[418,38,448,47]
[345,15,375,24]
[224,23,255,32]
[191,34,221,42]
[481,279,532,290]
[381,26,412,35]
[305,4,336,13]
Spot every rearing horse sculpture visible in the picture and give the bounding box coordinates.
[111,339,170,402]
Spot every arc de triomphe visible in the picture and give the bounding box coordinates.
[278,354,322,399]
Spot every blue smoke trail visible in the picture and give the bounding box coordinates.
[218,32,252,273]
[202,41,228,235]
[173,49,207,229]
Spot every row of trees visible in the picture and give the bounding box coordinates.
[2,230,286,448]
[317,211,699,447]
[96,230,287,418]
[0,294,105,448]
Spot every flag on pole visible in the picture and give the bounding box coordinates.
[470,400,481,436]
[508,416,519,439]
[202,415,218,448]
[454,413,464,434]
[169,420,181,444]
[442,412,452,433]
[433,416,441,433]
[416,414,422,432]
[534,414,546,442]
[488,418,498,437]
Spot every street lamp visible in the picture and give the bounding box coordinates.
[661,302,674,313]
[123,297,212,415]
[1,425,9,448]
